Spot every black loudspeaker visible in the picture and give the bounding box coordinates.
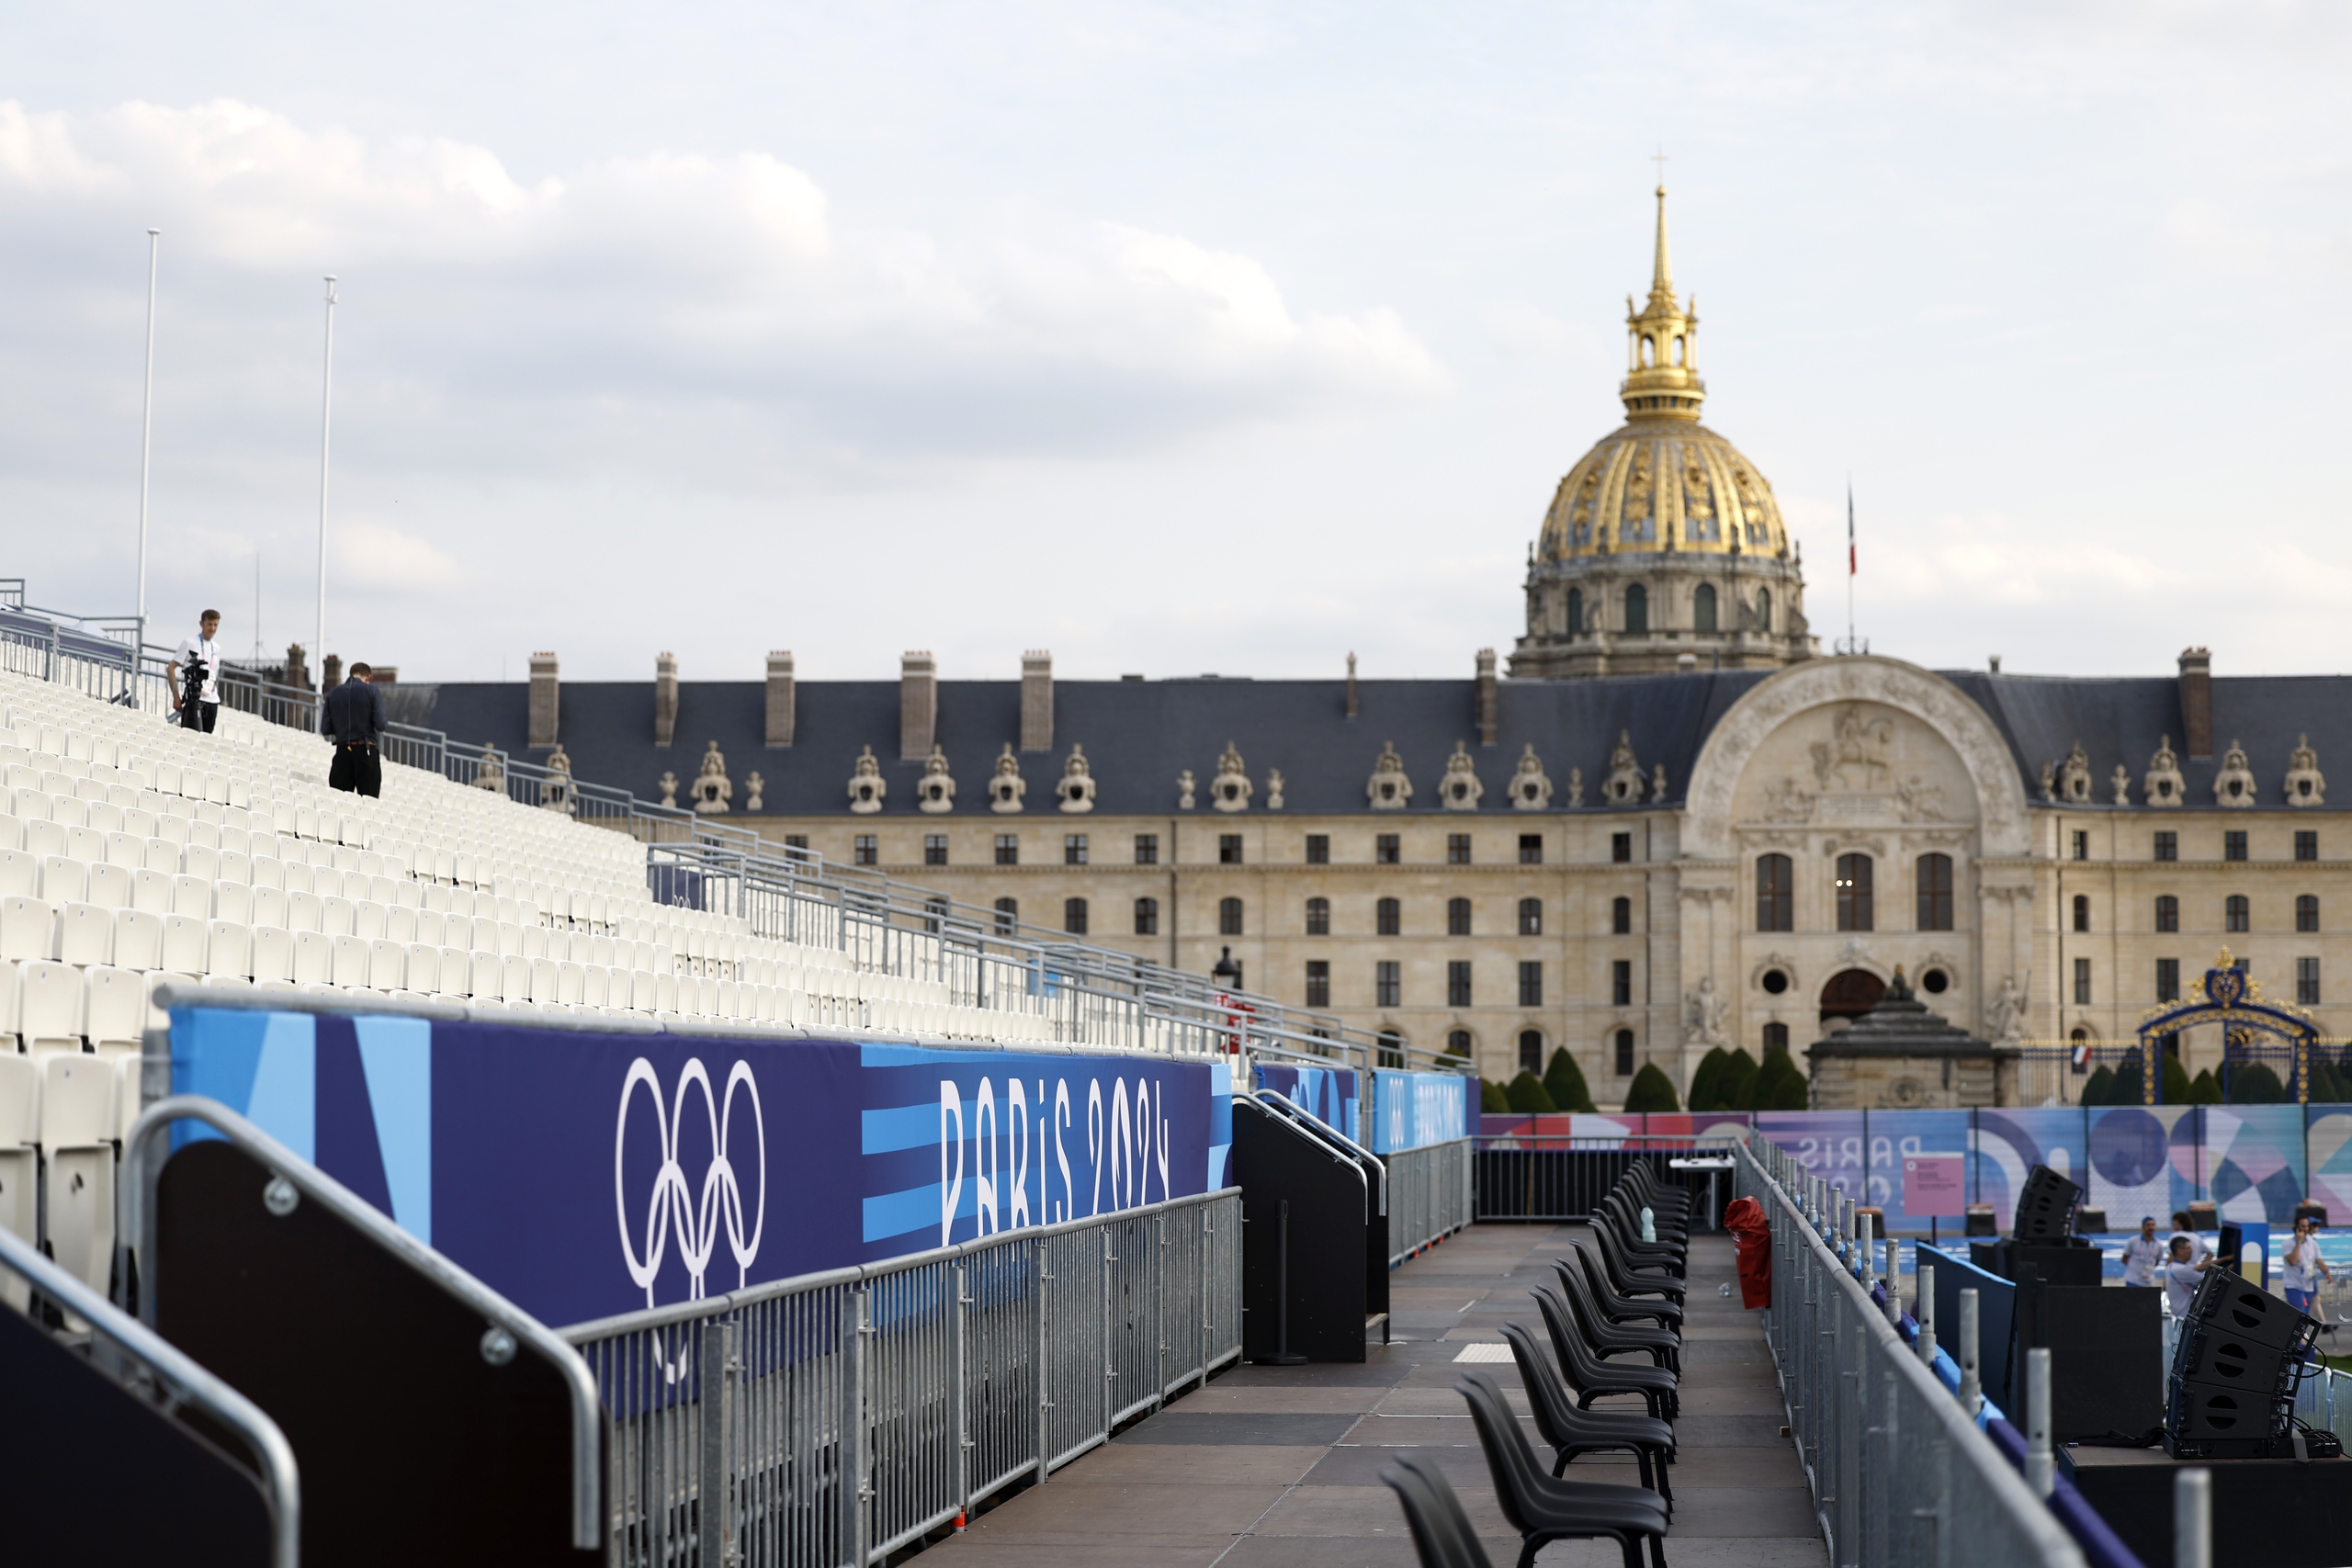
[2193,1270,2309,1352]
[2013,1163,2083,1241]
[1991,1239,2102,1289]
[2011,1282,2163,1442]
[2165,1268,2319,1459]
[2074,1207,2109,1233]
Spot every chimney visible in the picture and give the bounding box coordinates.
[1345,652,1359,720]
[2178,647,2212,760]
[654,652,679,748]
[284,643,310,692]
[900,651,937,761]
[322,653,343,690]
[765,651,796,746]
[1475,649,1498,745]
[1021,650,1053,751]
[528,651,560,748]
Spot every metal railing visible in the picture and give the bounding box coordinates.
[1385,1138,1475,1265]
[1739,1136,2089,1568]
[1473,1135,1742,1223]
[559,1188,1242,1568]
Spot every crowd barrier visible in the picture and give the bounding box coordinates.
[1488,1105,2352,1232]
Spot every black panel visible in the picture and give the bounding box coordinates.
[1235,1100,1370,1362]
[2008,1282,2162,1442]
[0,1302,275,1564]
[2067,1450,2352,1568]
[154,1140,597,1567]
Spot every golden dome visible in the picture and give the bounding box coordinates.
[1535,187,1791,562]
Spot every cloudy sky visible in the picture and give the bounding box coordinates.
[3,3,2346,685]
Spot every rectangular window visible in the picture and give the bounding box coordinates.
[1518,897,1543,936]
[1447,960,1473,1009]
[2300,956,2322,1006]
[1447,833,1472,866]
[2074,956,2092,1006]
[2297,830,2319,863]
[993,833,1019,866]
[1519,834,1544,866]
[2156,958,2179,1003]
[1614,1031,1635,1077]
[1518,961,1543,1008]
[1836,853,1874,932]
[2225,830,2248,863]
[854,834,877,866]
[1756,854,1793,933]
[2072,829,2089,862]
[1375,961,1401,1009]
[783,834,809,852]
[923,833,948,867]
[2299,895,2321,933]
[1305,960,1330,1009]
[1305,834,1329,865]
[1611,831,1633,864]
[1133,833,1158,865]
[2154,831,2177,863]
[1219,833,1243,865]
[1065,833,1089,866]
[1375,834,1400,865]
[1611,959,1633,1008]
[1915,854,1953,931]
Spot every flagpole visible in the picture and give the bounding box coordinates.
[1848,479,1856,653]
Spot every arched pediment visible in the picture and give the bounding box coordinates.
[1682,656,2030,859]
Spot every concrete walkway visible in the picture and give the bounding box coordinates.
[929,1224,1826,1567]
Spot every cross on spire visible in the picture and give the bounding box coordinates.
[1652,147,1668,189]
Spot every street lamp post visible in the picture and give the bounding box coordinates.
[315,276,337,704]
[136,228,160,670]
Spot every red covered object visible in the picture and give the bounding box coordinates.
[1724,1196,1772,1309]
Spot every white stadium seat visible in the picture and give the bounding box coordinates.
[112,908,164,972]
[56,903,112,966]
[156,913,208,977]
[331,933,369,988]
[253,925,296,984]
[19,959,85,1054]
[85,965,144,1050]
[0,896,54,963]
[291,930,332,987]
[205,920,252,981]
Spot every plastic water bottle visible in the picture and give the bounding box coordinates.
[1640,1205,1657,1244]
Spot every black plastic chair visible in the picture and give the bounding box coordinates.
[1571,1244,1683,1330]
[1533,1285,1679,1420]
[1540,1273,1679,1374]
[1600,1193,1688,1265]
[1456,1371,1670,1568]
[1621,1161,1690,1218]
[1591,1224,1688,1302]
[1381,1455,1496,1568]
[1499,1321,1676,1507]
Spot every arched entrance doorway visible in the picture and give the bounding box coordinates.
[1820,968,1884,1025]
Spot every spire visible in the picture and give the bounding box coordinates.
[1620,179,1704,422]
[1650,185,1673,300]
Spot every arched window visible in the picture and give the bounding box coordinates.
[1447,897,1472,936]
[1756,588,1771,633]
[1836,853,1874,932]
[1611,896,1633,935]
[1218,897,1244,937]
[2072,894,2090,933]
[1445,1029,1473,1063]
[1376,897,1401,937]
[1063,897,1089,936]
[1693,582,1717,633]
[1640,334,1655,367]
[1518,897,1543,936]
[1519,1030,1544,1077]
[1613,1029,1636,1077]
[1917,853,1954,931]
[1377,1030,1406,1068]
[1762,1021,1789,1054]
[2155,894,2179,933]
[1133,897,1159,936]
[1567,587,1584,635]
[1624,583,1649,634]
[993,897,1019,935]
[1305,897,1330,936]
[2299,894,2321,933]
[923,894,949,934]
[1671,334,1685,367]
[2226,895,2250,933]
[1756,853,1793,931]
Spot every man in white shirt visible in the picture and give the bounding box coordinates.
[167,609,224,733]
[2120,1216,2165,1288]
[2163,1234,2213,1317]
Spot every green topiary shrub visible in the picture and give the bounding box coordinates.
[1504,1071,1556,1113]
[2309,1058,2352,1104]
[1544,1048,1598,1114]
[2163,1053,2195,1104]
[1685,1047,1729,1111]
[2079,1065,2115,1107]
[2109,1058,2145,1106]
[1623,1062,1681,1113]
[1716,1047,1758,1111]
[1480,1077,1510,1112]
[2188,1068,2222,1105]
[1742,1044,1811,1111]
[2227,1062,2287,1104]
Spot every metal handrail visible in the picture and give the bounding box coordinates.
[1250,1089,1386,1215]
[120,1095,604,1551]
[0,1218,301,1568]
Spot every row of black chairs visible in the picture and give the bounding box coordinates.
[1385,1161,1694,1568]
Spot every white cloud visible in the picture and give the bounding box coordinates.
[333,517,461,592]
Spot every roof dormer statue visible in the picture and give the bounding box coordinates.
[1367,742,1414,809]
[988,743,1025,813]
[744,771,764,812]
[1602,729,1644,805]
[541,744,577,816]
[693,740,732,814]
[2057,741,2093,805]
[1057,745,1096,813]
[847,745,886,814]
[476,746,506,793]
[2287,735,2325,807]
[659,770,679,807]
[2144,736,2185,807]
[1265,769,1285,810]
[1566,767,1585,808]
[2110,765,2130,807]
[1211,742,1252,812]
[1511,744,1553,810]
[1177,770,1196,810]
[1441,741,1484,810]
[916,745,956,814]
[2214,739,2256,807]
[1651,762,1670,804]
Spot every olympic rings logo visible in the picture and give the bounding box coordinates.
[615,1056,767,1310]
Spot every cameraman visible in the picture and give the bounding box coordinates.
[167,609,225,731]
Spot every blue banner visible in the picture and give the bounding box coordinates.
[1370,1070,1472,1154]
[1254,1064,1361,1145]
[169,1006,1231,1327]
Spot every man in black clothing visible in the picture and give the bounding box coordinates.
[322,661,388,797]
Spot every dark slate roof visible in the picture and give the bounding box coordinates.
[392,666,2352,817]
